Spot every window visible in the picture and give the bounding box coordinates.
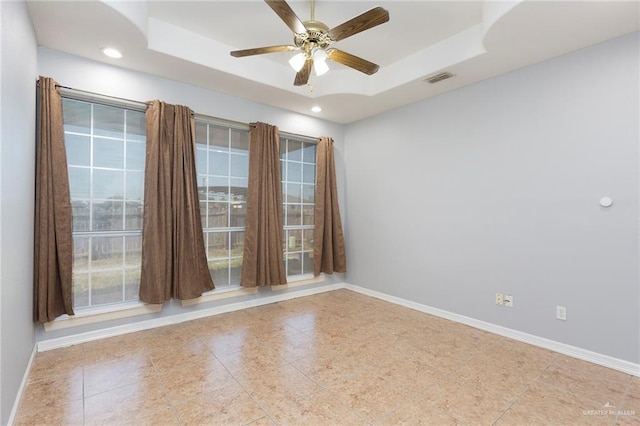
[195,120,249,288]
[62,97,146,309]
[195,126,318,286]
[281,137,316,277]
[63,94,318,312]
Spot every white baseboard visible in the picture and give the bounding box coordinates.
[36,281,640,378]
[37,282,345,352]
[344,283,640,377]
[7,344,37,426]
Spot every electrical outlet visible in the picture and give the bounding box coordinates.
[556,306,567,320]
[504,295,513,308]
[495,293,504,306]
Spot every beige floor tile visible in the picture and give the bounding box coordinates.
[621,377,640,411]
[242,322,302,343]
[84,374,170,425]
[84,353,156,397]
[217,343,292,377]
[453,351,547,402]
[247,415,277,425]
[328,369,413,422]
[255,330,320,362]
[16,372,83,423]
[194,311,252,334]
[616,415,640,425]
[289,348,369,388]
[375,353,442,395]
[82,333,148,368]
[14,397,84,426]
[423,348,476,372]
[282,311,320,332]
[159,356,237,405]
[174,382,266,425]
[376,395,458,425]
[198,328,253,357]
[29,345,85,381]
[146,335,215,374]
[538,356,632,407]
[493,404,551,425]
[142,324,204,352]
[420,373,511,424]
[267,389,366,425]
[503,381,615,425]
[13,290,635,426]
[239,364,322,415]
[616,377,640,425]
[119,406,181,426]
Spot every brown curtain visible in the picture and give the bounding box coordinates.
[139,100,213,303]
[241,122,286,287]
[313,137,346,275]
[34,76,74,323]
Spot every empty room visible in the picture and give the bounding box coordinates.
[1,0,639,424]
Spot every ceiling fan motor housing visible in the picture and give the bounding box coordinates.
[295,20,332,51]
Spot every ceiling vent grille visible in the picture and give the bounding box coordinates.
[424,71,455,84]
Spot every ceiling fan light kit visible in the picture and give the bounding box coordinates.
[230,0,389,86]
[288,52,307,72]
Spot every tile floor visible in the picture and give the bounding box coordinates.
[15,289,639,425]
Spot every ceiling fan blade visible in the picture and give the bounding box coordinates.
[327,7,389,42]
[265,0,307,34]
[230,45,298,57]
[327,48,379,75]
[294,58,312,86]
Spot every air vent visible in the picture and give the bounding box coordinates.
[424,71,455,84]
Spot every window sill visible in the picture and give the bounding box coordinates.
[181,286,258,307]
[271,273,325,291]
[43,275,326,330]
[43,302,162,332]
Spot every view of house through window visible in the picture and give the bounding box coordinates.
[62,97,146,309]
[63,96,318,311]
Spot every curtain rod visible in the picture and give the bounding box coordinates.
[55,85,149,111]
[50,83,320,143]
[249,123,319,144]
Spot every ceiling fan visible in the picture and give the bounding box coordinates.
[230,0,390,86]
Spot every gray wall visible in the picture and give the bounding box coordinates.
[36,48,347,343]
[344,33,640,363]
[0,0,38,423]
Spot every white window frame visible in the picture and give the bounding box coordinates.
[61,93,146,313]
[194,117,250,291]
[280,134,317,280]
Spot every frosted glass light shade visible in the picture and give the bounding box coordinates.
[312,47,327,63]
[311,47,329,76]
[314,59,329,76]
[289,53,306,72]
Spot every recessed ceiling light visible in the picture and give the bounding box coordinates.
[101,47,122,59]
[311,106,322,113]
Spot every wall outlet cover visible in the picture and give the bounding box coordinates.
[504,295,513,307]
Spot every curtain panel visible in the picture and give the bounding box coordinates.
[241,122,287,287]
[34,76,75,323]
[139,100,213,304]
[313,137,346,275]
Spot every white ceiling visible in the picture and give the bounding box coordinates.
[27,0,639,124]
